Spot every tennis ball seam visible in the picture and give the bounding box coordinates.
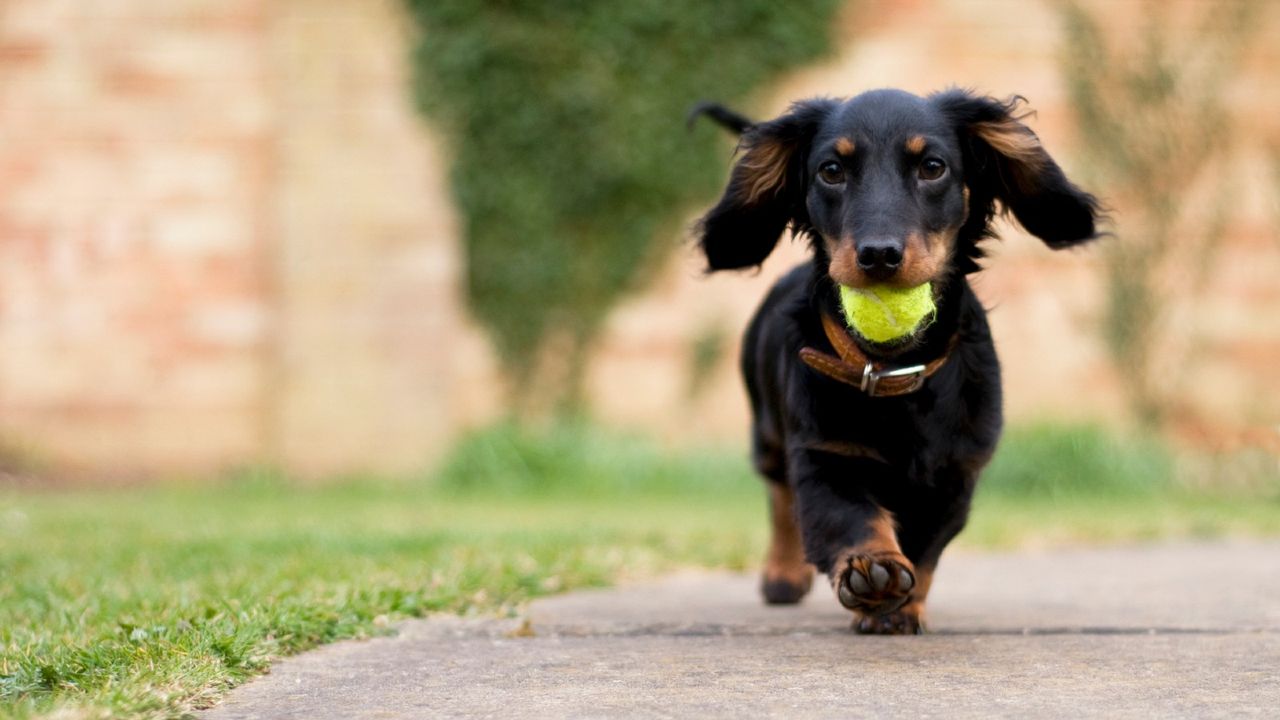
[851,288,905,335]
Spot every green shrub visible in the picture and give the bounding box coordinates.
[405,0,843,409]
[434,420,755,498]
[980,423,1175,500]
[438,421,1187,503]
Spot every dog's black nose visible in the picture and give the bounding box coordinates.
[856,238,903,280]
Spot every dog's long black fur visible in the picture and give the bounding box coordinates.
[692,89,1099,634]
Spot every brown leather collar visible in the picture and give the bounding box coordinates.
[799,313,955,397]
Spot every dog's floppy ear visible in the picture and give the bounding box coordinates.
[934,89,1099,248]
[697,99,836,270]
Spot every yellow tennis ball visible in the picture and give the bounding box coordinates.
[838,283,936,344]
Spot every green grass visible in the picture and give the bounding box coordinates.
[1,422,1277,719]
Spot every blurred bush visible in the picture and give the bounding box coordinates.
[433,420,754,498]
[405,0,841,412]
[434,420,1208,503]
[980,424,1175,500]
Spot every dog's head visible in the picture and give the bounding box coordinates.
[698,88,1099,317]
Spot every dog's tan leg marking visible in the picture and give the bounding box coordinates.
[761,483,814,604]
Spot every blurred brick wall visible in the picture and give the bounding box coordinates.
[1,0,1276,479]
[0,0,472,478]
[0,0,274,475]
[266,0,477,477]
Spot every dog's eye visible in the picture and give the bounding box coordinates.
[817,161,845,185]
[918,158,946,181]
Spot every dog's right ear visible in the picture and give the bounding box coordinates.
[933,89,1100,249]
[697,99,836,271]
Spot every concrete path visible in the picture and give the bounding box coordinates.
[203,541,1280,719]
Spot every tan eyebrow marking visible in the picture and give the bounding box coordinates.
[834,137,856,156]
[905,135,926,154]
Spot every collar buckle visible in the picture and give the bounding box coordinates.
[861,362,928,397]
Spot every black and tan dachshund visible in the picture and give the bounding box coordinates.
[692,89,1099,634]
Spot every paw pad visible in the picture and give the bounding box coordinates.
[835,554,915,615]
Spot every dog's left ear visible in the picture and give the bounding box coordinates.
[934,89,1100,248]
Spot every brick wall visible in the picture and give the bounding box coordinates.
[0,0,470,478]
[265,0,474,477]
[0,0,273,475]
[1,0,1276,480]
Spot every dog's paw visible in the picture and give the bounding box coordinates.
[853,605,925,635]
[761,571,813,605]
[833,552,915,615]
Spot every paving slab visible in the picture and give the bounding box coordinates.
[202,541,1280,719]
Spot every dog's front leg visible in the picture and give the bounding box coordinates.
[789,447,922,634]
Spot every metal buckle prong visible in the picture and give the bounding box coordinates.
[860,363,928,397]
